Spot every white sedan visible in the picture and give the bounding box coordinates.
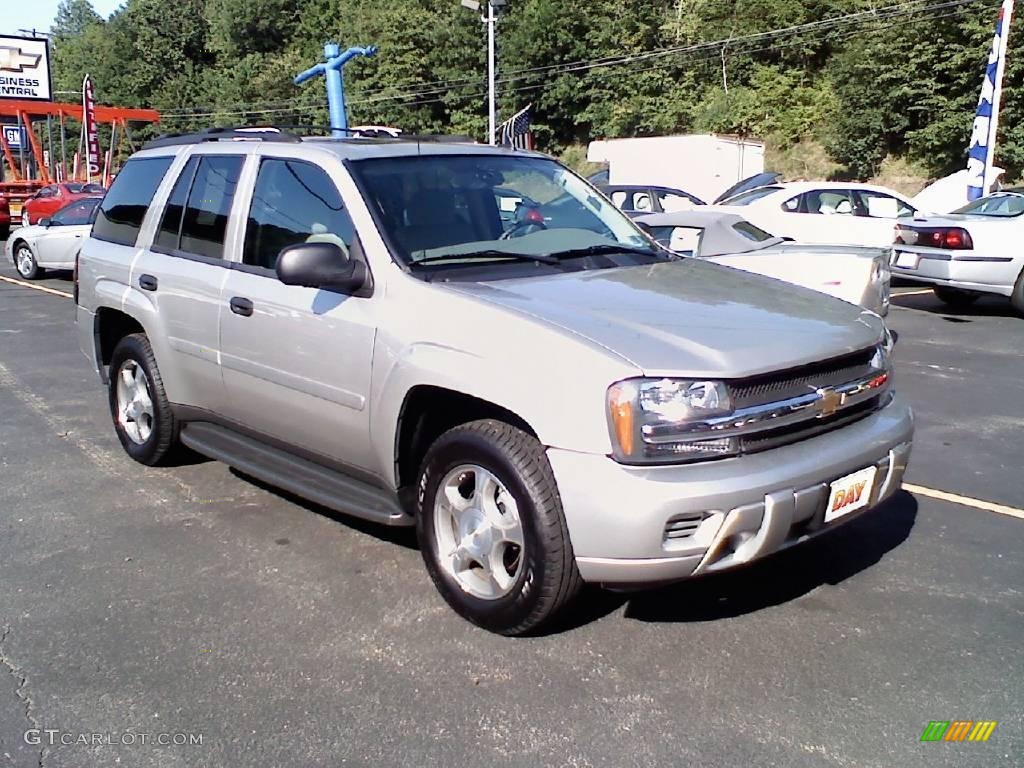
[891,190,1024,313]
[5,197,101,280]
[637,209,890,315]
[717,181,918,247]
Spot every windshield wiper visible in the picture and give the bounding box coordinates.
[409,250,562,266]
[541,244,663,260]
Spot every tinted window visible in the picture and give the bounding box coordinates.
[37,186,57,198]
[733,221,774,242]
[953,192,1024,217]
[657,190,702,211]
[66,183,85,193]
[155,157,199,252]
[82,183,105,193]
[243,159,355,270]
[854,190,915,218]
[92,157,174,246]
[179,155,243,260]
[51,198,100,226]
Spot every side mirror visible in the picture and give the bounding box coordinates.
[276,241,367,293]
[39,217,52,227]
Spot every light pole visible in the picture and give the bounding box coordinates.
[461,0,505,145]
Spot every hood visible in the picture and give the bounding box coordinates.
[9,224,48,240]
[445,260,884,378]
[768,242,887,259]
[713,172,782,204]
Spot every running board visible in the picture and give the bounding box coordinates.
[180,421,413,527]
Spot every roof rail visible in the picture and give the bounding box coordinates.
[142,126,303,150]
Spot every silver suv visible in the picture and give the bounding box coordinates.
[76,128,914,635]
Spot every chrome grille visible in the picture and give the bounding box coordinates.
[729,347,876,409]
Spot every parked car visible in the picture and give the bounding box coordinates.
[76,127,912,635]
[6,197,102,279]
[21,182,105,226]
[0,192,10,240]
[718,181,919,247]
[637,209,890,315]
[891,190,1024,313]
[599,184,706,217]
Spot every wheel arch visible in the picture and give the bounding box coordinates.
[93,307,146,384]
[393,385,538,496]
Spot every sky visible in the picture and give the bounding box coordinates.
[2,0,123,37]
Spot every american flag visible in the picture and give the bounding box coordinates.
[497,104,533,150]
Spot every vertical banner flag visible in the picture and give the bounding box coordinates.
[967,0,1014,201]
[82,74,100,182]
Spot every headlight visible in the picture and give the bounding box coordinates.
[871,328,895,370]
[607,378,737,464]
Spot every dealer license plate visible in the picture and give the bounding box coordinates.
[825,466,878,523]
[893,251,919,269]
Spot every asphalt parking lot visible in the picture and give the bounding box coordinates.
[0,258,1021,768]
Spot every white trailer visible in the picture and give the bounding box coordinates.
[587,134,765,203]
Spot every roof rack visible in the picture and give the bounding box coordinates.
[142,126,303,150]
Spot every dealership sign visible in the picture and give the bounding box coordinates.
[83,74,100,179]
[0,35,52,101]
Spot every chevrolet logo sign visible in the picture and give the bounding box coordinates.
[0,46,42,73]
[815,388,845,418]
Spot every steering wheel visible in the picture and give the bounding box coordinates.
[500,219,547,240]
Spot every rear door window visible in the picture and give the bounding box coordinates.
[177,155,244,260]
[155,157,199,252]
[92,156,174,246]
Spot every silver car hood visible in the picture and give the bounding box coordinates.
[446,260,883,378]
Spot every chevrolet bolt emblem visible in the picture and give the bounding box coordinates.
[815,388,845,417]
[0,47,42,73]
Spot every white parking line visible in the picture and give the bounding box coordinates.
[903,483,1024,521]
[0,274,73,299]
[892,289,934,297]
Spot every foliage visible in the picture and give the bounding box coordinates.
[44,0,1023,180]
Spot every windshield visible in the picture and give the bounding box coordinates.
[719,186,782,206]
[953,192,1024,217]
[351,154,654,268]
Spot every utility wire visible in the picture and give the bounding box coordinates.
[159,0,991,120]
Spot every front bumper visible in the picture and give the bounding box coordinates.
[548,394,914,585]
[890,249,1018,297]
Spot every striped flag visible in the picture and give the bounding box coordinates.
[497,104,534,150]
[966,0,1014,201]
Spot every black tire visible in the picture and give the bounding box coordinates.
[416,419,582,636]
[1011,269,1024,316]
[107,333,180,466]
[933,285,980,307]
[13,241,41,280]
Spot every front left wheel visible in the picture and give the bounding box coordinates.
[14,242,41,280]
[107,333,180,466]
[416,420,582,636]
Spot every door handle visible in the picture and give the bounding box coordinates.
[229,296,254,317]
[139,274,158,291]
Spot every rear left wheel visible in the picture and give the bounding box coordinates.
[14,242,40,280]
[416,419,582,636]
[108,333,180,466]
[1011,269,1024,316]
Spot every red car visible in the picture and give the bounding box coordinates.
[0,193,10,240]
[21,182,106,227]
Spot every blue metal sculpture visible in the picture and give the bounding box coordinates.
[295,43,378,137]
